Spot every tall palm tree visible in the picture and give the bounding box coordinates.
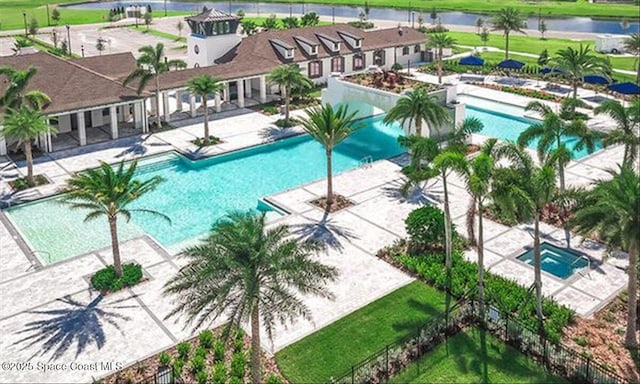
[428,33,456,84]
[1,107,57,186]
[395,135,440,197]
[0,66,50,109]
[570,166,639,348]
[595,98,640,169]
[446,116,484,154]
[383,88,449,137]
[267,64,312,127]
[550,44,611,99]
[61,161,168,277]
[187,74,224,144]
[622,33,640,83]
[300,104,359,208]
[492,144,557,334]
[123,43,186,129]
[163,211,338,384]
[490,8,526,59]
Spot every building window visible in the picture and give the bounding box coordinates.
[331,56,344,73]
[352,53,365,70]
[308,61,322,78]
[373,50,385,66]
[402,46,410,56]
[414,44,421,53]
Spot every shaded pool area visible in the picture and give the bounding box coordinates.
[517,243,589,280]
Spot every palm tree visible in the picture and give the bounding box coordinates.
[187,74,224,144]
[490,8,526,59]
[1,107,57,186]
[163,211,338,384]
[383,87,450,137]
[300,104,359,208]
[396,134,441,196]
[595,98,640,169]
[0,66,50,109]
[570,166,639,348]
[61,161,168,277]
[446,116,484,154]
[123,43,186,129]
[428,33,456,84]
[267,64,312,127]
[622,33,640,83]
[550,44,611,99]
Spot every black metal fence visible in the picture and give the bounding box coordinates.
[330,300,629,384]
[112,366,182,384]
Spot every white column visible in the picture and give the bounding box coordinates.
[163,92,171,122]
[90,109,102,128]
[133,102,143,129]
[189,94,197,117]
[47,131,52,153]
[149,96,157,115]
[77,112,87,146]
[142,102,149,133]
[110,106,118,139]
[224,83,230,102]
[0,130,6,156]
[237,80,245,108]
[245,79,252,98]
[214,92,221,113]
[175,90,183,112]
[259,76,267,103]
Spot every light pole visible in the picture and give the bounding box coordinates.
[134,5,139,28]
[332,6,335,24]
[66,24,71,56]
[164,0,167,17]
[408,0,412,24]
[289,3,292,17]
[46,4,51,26]
[81,45,85,57]
[22,11,28,38]
[412,12,415,28]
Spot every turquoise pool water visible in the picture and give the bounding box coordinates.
[466,105,602,159]
[517,243,589,280]
[6,115,405,264]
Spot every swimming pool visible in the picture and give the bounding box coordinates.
[465,104,602,160]
[517,243,589,280]
[6,115,405,264]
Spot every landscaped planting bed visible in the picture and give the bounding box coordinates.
[344,72,440,94]
[275,281,446,383]
[389,327,566,383]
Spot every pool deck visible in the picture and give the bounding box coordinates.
[0,84,630,383]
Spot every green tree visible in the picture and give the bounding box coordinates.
[281,17,300,29]
[301,12,320,27]
[480,27,490,47]
[430,7,438,25]
[538,49,550,67]
[445,116,484,155]
[539,19,547,40]
[51,8,61,24]
[241,19,258,36]
[267,64,312,127]
[623,33,640,83]
[61,161,167,277]
[163,211,338,384]
[570,166,639,348]
[124,43,186,129]
[0,66,50,110]
[144,11,153,30]
[476,17,484,35]
[396,135,440,195]
[96,37,107,55]
[383,87,449,137]
[1,107,57,185]
[300,104,359,208]
[262,14,279,30]
[551,44,611,99]
[491,7,526,59]
[187,74,224,144]
[28,17,38,36]
[176,20,184,38]
[594,98,640,169]
[428,33,456,84]
[236,9,246,19]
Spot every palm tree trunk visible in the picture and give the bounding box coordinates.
[109,216,123,277]
[283,86,290,127]
[326,149,334,208]
[24,140,34,186]
[202,96,209,140]
[572,81,578,100]
[505,32,510,59]
[415,118,423,137]
[155,76,162,128]
[534,212,544,336]
[625,243,638,348]
[477,199,486,319]
[467,195,477,247]
[437,47,443,84]
[443,171,453,320]
[250,304,262,384]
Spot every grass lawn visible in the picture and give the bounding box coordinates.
[130,26,187,43]
[256,0,639,18]
[275,281,446,383]
[390,327,567,383]
[240,16,332,28]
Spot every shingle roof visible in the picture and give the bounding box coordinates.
[0,52,144,115]
[186,7,238,23]
[71,52,136,81]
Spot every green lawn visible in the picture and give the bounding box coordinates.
[275,281,446,383]
[256,0,639,18]
[130,26,187,43]
[390,327,566,384]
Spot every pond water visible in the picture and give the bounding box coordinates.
[66,0,639,35]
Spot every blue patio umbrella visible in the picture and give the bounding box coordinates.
[607,82,640,95]
[583,75,610,85]
[497,59,525,70]
[540,67,563,75]
[459,56,485,66]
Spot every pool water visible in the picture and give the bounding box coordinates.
[6,115,405,264]
[466,105,602,160]
[516,243,589,280]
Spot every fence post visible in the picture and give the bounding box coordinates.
[543,338,548,368]
[586,357,591,383]
[351,366,354,384]
[385,345,389,382]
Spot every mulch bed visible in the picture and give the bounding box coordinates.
[8,174,49,192]
[309,194,355,213]
[191,136,223,147]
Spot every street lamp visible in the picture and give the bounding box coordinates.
[332,6,335,24]
[408,0,412,24]
[66,24,71,56]
[22,11,28,38]
[81,45,85,57]
[289,4,292,17]
[412,12,415,29]
[164,0,168,17]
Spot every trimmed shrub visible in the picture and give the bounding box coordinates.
[405,206,448,253]
[158,351,171,366]
[172,358,184,376]
[90,263,143,292]
[211,362,226,384]
[199,330,215,349]
[194,346,207,360]
[190,355,206,374]
[213,340,225,361]
[195,369,208,384]
[229,377,244,384]
[266,374,284,384]
[176,341,191,360]
[230,352,246,378]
